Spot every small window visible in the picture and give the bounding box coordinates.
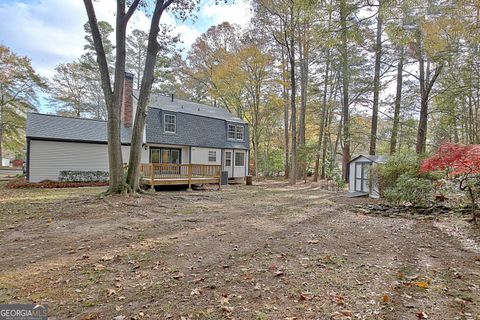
[225,152,232,166]
[235,152,245,166]
[208,151,217,162]
[236,125,244,140]
[228,124,236,140]
[164,114,176,133]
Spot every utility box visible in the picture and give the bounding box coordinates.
[221,171,229,185]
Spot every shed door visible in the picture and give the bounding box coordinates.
[355,162,370,193]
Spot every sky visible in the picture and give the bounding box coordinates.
[0,0,253,112]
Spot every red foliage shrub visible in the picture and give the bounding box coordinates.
[420,142,480,175]
[421,142,480,223]
[5,178,108,189]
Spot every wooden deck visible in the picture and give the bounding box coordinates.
[140,163,222,189]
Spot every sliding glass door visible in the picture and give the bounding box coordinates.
[150,148,181,164]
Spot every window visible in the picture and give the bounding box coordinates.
[236,125,244,140]
[228,124,236,140]
[235,152,245,166]
[228,124,244,141]
[164,114,176,133]
[208,151,217,162]
[225,152,232,166]
[150,148,181,164]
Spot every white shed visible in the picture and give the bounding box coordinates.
[348,155,388,198]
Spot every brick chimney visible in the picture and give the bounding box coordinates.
[121,72,134,127]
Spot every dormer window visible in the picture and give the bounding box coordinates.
[236,125,244,140]
[164,114,176,133]
[228,124,244,141]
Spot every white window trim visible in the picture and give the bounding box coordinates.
[225,151,232,166]
[234,152,245,167]
[164,114,176,134]
[227,124,236,140]
[208,151,217,162]
[227,124,244,141]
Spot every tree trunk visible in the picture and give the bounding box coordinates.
[416,52,443,154]
[289,10,297,185]
[369,0,383,155]
[390,46,404,154]
[340,0,350,181]
[83,0,140,194]
[314,50,330,182]
[298,29,308,180]
[126,1,166,192]
[416,51,428,154]
[282,47,290,180]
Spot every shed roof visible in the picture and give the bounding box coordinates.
[348,154,389,164]
[26,113,132,144]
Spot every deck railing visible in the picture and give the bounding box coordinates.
[140,163,222,189]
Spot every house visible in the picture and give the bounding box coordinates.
[26,73,250,186]
[348,154,388,198]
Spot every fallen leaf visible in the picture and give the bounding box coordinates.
[383,294,392,303]
[340,310,353,317]
[172,273,184,280]
[220,306,234,313]
[300,292,314,301]
[220,296,230,305]
[416,311,428,319]
[100,255,114,261]
[190,288,202,296]
[107,288,117,296]
[93,264,105,271]
[413,281,429,288]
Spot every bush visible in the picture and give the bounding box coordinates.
[384,174,433,207]
[378,152,423,191]
[6,178,108,189]
[59,170,109,182]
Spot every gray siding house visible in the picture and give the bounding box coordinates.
[26,73,249,183]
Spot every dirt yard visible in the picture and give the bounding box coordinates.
[0,181,479,320]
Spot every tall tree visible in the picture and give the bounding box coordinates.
[258,0,300,184]
[369,0,383,155]
[0,45,44,161]
[126,1,199,192]
[339,0,351,180]
[83,0,141,193]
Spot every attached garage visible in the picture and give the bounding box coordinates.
[28,140,134,182]
[26,113,136,183]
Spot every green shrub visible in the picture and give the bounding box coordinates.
[59,170,109,182]
[379,152,423,191]
[384,174,433,206]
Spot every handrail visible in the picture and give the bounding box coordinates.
[140,163,222,190]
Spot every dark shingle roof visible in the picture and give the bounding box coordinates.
[349,154,389,164]
[143,93,247,124]
[26,113,132,143]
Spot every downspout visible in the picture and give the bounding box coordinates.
[26,137,30,181]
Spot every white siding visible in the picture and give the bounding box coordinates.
[191,147,221,165]
[29,140,148,182]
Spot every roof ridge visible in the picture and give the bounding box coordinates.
[29,112,107,123]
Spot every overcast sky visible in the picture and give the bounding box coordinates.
[0,0,253,80]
